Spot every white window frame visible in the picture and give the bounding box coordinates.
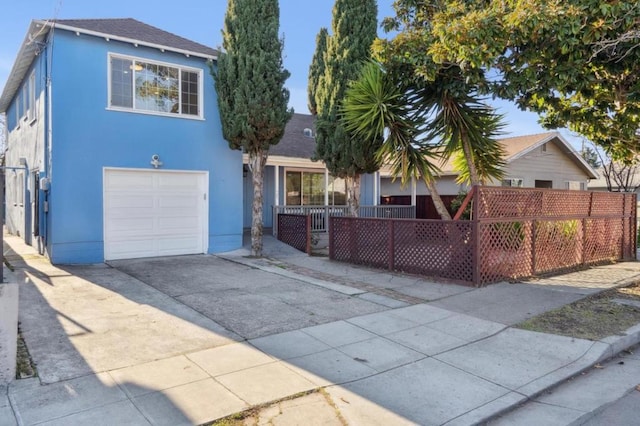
[107,53,204,120]
[27,72,36,123]
[566,181,584,191]
[502,177,524,188]
[21,85,28,122]
[15,93,20,130]
[14,172,24,206]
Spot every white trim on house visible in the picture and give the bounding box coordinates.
[45,21,218,61]
[106,52,204,120]
[508,132,598,179]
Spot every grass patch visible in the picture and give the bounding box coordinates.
[16,323,37,379]
[517,283,640,340]
[204,389,319,426]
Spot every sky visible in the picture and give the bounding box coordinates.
[0,0,581,146]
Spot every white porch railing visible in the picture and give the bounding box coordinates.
[273,205,416,236]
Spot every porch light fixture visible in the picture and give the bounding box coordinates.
[150,154,163,169]
[129,63,143,71]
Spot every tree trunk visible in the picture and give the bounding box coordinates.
[425,178,452,220]
[460,129,481,186]
[249,149,269,257]
[346,174,361,217]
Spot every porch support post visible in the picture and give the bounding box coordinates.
[324,168,329,206]
[411,176,417,206]
[273,165,279,237]
[274,165,280,206]
[374,171,379,206]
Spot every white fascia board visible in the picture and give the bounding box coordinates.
[506,132,559,162]
[0,21,48,113]
[243,154,326,169]
[37,20,218,61]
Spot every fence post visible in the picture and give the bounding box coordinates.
[273,206,278,237]
[531,220,536,275]
[328,216,334,259]
[324,205,329,233]
[473,220,481,286]
[350,217,357,263]
[306,214,312,255]
[581,217,588,265]
[388,220,395,271]
[629,193,638,259]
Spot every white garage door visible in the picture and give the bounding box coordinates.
[104,168,208,261]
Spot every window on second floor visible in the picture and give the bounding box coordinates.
[108,54,202,118]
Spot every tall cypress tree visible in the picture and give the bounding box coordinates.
[308,28,328,116]
[214,0,293,257]
[311,0,380,216]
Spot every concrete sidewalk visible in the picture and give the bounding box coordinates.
[3,234,640,425]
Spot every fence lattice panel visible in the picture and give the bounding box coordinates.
[277,214,310,254]
[478,221,534,283]
[533,220,584,274]
[329,188,636,287]
[393,220,474,282]
[584,218,623,264]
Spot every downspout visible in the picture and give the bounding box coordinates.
[42,32,53,255]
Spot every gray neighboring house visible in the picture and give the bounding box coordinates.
[380,131,599,198]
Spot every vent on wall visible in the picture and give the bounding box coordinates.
[303,128,314,138]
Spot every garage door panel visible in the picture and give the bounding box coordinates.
[158,195,200,208]
[104,169,208,261]
[157,236,203,253]
[108,217,155,232]
[158,173,201,189]
[107,195,155,210]
[106,172,155,190]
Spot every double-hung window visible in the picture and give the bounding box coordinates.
[108,54,202,118]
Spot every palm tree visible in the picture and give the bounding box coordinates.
[342,62,452,220]
[416,68,506,186]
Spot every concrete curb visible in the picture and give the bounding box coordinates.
[472,324,640,425]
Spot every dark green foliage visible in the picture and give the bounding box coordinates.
[450,190,471,220]
[308,28,328,116]
[214,0,293,156]
[312,0,380,178]
[213,0,292,256]
[581,146,601,169]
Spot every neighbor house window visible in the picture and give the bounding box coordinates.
[285,170,346,206]
[108,54,202,118]
[501,178,524,188]
[566,181,585,190]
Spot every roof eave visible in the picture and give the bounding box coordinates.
[0,20,49,113]
[44,21,218,61]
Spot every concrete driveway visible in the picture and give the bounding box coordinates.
[108,255,388,339]
[5,234,640,425]
[11,241,391,386]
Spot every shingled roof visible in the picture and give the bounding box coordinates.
[270,113,317,159]
[53,18,218,58]
[0,18,217,112]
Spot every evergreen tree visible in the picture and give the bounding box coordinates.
[311,0,380,216]
[214,0,293,257]
[308,28,328,115]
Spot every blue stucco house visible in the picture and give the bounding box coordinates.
[0,18,243,263]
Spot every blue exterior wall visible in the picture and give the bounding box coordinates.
[47,30,242,263]
[4,44,49,249]
[360,173,375,205]
[243,166,275,228]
